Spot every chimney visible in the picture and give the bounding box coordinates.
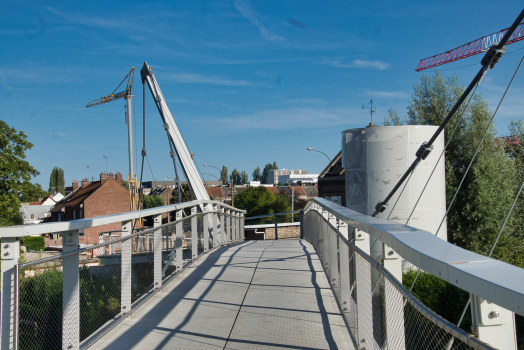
[115,172,123,184]
[72,180,79,191]
[100,172,112,183]
[81,179,90,189]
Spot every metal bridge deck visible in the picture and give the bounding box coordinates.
[90,240,353,350]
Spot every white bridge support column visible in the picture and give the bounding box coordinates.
[153,214,162,290]
[175,210,183,270]
[212,205,218,247]
[226,209,231,242]
[240,212,245,240]
[1,237,19,350]
[354,228,374,349]
[191,206,198,259]
[203,204,210,252]
[220,207,225,244]
[121,221,132,317]
[62,229,80,350]
[383,243,406,350]
[471,295,517,350]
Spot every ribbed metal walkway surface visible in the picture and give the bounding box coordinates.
[91,240,353,350]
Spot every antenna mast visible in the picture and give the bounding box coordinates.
[362,99,377,126]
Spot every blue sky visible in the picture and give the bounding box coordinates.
[2,0,523,188]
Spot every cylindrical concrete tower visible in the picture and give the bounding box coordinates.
[342,125,447,260]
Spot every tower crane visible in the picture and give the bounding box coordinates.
[86,68,139,212]
[416,21,524,71]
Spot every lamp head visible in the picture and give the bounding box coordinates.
[203,164,208,166]
[307,148,313,151]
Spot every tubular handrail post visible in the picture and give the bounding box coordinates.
[220,207,225,245]
[1,236,19,350]
[274,215,278,240]
[121,220,132,316]
[175,210,183,270]
[62,229,80,350]
[153,214,162,290]
[300,210,304,239]
[191,206,198,259]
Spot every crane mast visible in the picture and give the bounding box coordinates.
[86,68,139,212]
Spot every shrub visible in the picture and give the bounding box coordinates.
[20,236,45,251]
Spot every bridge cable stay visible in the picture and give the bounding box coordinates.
[408,53,524,292]
[371,9,524,218]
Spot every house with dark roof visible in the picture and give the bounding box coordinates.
[318,150,345,206]
[50,172,129,246]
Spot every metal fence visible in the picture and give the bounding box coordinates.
[303,202,495,350]
[2,200,244,350]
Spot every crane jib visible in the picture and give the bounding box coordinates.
[416,21,524,71]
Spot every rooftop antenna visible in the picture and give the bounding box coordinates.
[362,99,376,127]
[87,165,90,179]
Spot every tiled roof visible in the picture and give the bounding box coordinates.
[288,186,307,196]
[304,185,318,198]
[20,205,54,220]
[319,150,344,178]
[51,181,101,212]
[267,187,280,195]
[207,187,224,198]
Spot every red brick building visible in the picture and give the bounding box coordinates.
[50,172,129,246]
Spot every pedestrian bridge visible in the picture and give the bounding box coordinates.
[1,198,523,350]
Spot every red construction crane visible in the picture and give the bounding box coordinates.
[416,22,524,71]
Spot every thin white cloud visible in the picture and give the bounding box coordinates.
[234,0,284,42]
[366,90,410,99]
[165,72,252,86]
[193,106,363,131]
[327,58,389,70]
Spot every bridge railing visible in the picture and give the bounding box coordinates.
[304,198,524,350]
[0,199,245,350]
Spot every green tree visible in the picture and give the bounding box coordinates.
[0,121,40,226]
[143,195,164,209]
[234,187,291,221]
[169,183,196,219]
[387,71,517,257]
[220,165,228,185]
[143,195,164,226]
[272,161,278,170]
[19,182,47,203]
[252,166,261,181]
[261,163,273,184]
[231,169,241,185]
[241,171,248,184]
[48,166,65,195]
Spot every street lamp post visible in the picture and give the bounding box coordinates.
[307,148,331,162]
[103,155,108,173]
[203,164,222,185]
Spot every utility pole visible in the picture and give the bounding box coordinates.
[362,99,377,126]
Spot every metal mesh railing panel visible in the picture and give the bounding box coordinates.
[18,260,64,350]
[303,208,493,350]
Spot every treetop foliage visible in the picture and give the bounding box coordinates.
[234,186,291,219]
[49,166,65,195]
[0,121,41,226]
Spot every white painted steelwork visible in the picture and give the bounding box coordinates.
[140,62,209,202]
[312,197,524,318]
